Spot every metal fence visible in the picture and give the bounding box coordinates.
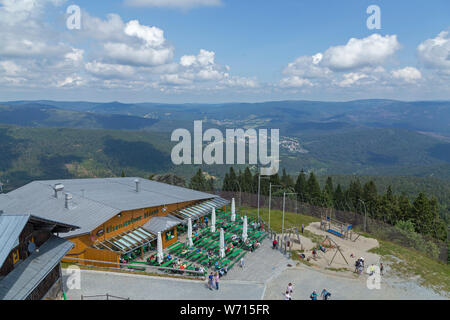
[62,256,206,279]
[217,191,448,263]
[81,293,130,300]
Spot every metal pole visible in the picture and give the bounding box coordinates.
[257,174,261,223]
[359,199,367,232]
[268,183,272,230]
[282,192,286,234]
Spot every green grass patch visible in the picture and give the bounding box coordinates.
[325,267,348,272]
[243,207,320,233]
[291,250,313,266]
[369,240,450,294]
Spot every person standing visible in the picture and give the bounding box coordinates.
[284,290,292,300]
[205,216,209,227]
[321,289,331,300]
[287,283,293,295]
[240,256,245,268]
[215,272,220,290]
[380,262,384,276]
[310,291,318,300]
[208,272,214,290]
[301,224,304,234]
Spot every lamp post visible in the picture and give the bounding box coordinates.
[268,183,282,230]
[358,199,367,232]
[257,174,270,223]
[282,192,297,234]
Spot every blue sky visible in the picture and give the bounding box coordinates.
[0,0,449,102]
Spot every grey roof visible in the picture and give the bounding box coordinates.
[142,215,183,234]
[0,235,74,300]
[0,177,220,238]
[0,214,30,268]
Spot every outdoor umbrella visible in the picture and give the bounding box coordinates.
[157,232,163,264]
[219,228,225,258]
[188,218,193,247]
[242,216,248,242]
[211,207,216,233]
[231,197,236,222]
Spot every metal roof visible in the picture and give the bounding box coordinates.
[173,197,229,222]
[0,214,30,269]
[0,178,220,238]
[0,235,74,300]
[142,215,183,234]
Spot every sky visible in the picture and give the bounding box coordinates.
[0,0,449,103]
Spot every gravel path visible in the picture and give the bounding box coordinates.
[63,269,265,300]
[263,264,447,300]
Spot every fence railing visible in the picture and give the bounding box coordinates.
[81,293,129,300]
[216,191,448,263]
[63,256,206,279]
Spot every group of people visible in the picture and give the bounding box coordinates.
[310,289,331,300]
[207,272,221,290]
[354,257,365,274]
[284,283,332,300]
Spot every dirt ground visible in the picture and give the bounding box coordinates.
[285,222,381,272]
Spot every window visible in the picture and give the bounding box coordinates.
[165,229,175,241]
[12,249,20,264]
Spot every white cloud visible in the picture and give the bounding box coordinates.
[279,76,313,88]
[125,20,166,47]
[338,72,368,87]
[391,67,422,83]
[0,60,23,76]
[124,0,222,9]
[85,61,135,79]
[322,34,400,71]
[417,30,450,72]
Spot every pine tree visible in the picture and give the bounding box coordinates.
[307,172,322,206]
[323,177,334,208]
[189,169,207,191]
[333,184,345,210]
[222,173,230,191]
[294,170,308,203]
[411,192,433,235]
[242,167,253,193]
[362,180,378,218]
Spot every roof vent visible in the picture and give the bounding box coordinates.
[65,193,73,209]
[53,184,64,198]
[135,179,140,192]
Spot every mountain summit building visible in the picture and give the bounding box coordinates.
[0,177,228,267]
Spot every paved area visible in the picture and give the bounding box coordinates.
[264,265,447,300]
[224,238,293,283]
[62,236,448,300]
[63,269,265,300]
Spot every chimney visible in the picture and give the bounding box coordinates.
[54,184,64,198]
[135,179,140,192]
[65,193,73,209]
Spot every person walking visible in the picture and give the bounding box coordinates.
[240,256,245,268]
[321,289,331,300]
[284,290,292,300]
[208,272,214,290]
[380,262,384,276]
[215,272,220,290]
[287,283,293,295]
[310,291,318,300]
[301,224,304,234]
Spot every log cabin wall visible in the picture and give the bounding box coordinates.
[0,226,51,277]
[64,198,209,260]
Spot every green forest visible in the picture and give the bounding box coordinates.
[189,167,448,242]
